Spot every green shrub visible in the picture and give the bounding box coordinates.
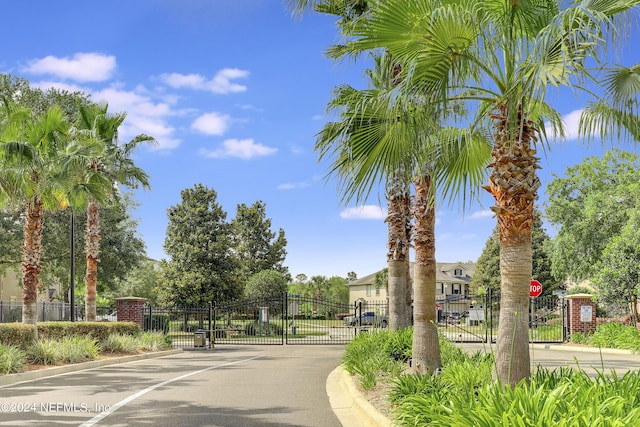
[589,322,640,352]
[0,344,26,374]
[101,334,140,354]
[138,332,172,351]
[101,331,171,353]
[28,336,100,365]
[393,359,640,426]
[570,332,588,344]
[38,321,141,342]
[342,328,411,390]
[0,323,35,348]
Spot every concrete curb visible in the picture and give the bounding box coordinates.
[326,365,392,427]
[530,343,637,355]
[0,349,183,388]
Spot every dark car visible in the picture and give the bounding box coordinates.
[349,311,388,328]
[445,312,462,324]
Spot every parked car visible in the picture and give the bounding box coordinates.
[445,312,462,324]
[347,311,388,328]
[342,315,355,326]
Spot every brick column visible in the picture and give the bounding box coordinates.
[566,294,596,335]
[116,297,146,328]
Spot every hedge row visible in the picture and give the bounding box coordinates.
[0,322,141,348]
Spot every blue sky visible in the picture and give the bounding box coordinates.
[2,1,639,280]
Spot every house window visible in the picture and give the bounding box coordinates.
[453,284,460,294]
[454,268,463,276]
[437,283,443,294]
[366,285,371,297]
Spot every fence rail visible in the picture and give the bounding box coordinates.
[0,293,568,348]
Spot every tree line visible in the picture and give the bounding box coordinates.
[0,74,154,333]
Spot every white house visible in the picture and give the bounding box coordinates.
[347,262,476,312]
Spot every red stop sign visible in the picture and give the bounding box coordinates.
[530,280,542,297]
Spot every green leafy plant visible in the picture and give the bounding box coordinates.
[0,344,26,374]
[101,334,140,354]
[28,336,100,365]
[139,331,172,351]
[394,365,640,426]
[589,322,640,352]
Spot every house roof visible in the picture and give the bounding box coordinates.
[348,271,379,287]
[347,262,476,287]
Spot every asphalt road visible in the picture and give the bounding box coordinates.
[0,345,345,427]
[458,342,640,377]
[1,342,639,427]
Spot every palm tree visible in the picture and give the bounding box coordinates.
[75,103,154,321]
[0,103,106,329]
[288,0,490,374]
[317,52,489,372]
[339,0,640,385]
[317,54,415,331]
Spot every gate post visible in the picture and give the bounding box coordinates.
[116,297,146,328]
[208,302,213,349]
[566,294,596,336]
[284,293,288,342]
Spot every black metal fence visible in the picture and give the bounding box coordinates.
[213,294,357,345]
[0,301,75,322]
[436,291,566,343]
[0,292,567,348]
[142,305,213,349]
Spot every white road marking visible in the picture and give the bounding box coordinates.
[78,355,262,427]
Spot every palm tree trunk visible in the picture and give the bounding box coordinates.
[485,103,540,386]
[496,241,532,385]
[386,173,410,330]
[411,174,441,374]
[405,258,412,326]
[84,198,101,321]
[21,197,44,331]
[404,189,413,326]
[388,259,407,329]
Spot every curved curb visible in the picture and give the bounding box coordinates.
[530,343,637,355]
[0,349,183,388]
[326,365,393,427]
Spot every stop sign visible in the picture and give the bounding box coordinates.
[530,280,542,298]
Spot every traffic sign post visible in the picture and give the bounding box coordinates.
[529,280,542,329]
[530,280,542,298]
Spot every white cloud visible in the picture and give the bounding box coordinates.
[468,209,494,220]
[545,109,583,141]
[277,181,310,190]
[159,68,249,94]
[198,138,277,159]
[191,112,230,135]
[92,87,179,151]
[340,205,387,220]
[23,52,116,82]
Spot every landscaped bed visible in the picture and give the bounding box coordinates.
[0,322,171,375]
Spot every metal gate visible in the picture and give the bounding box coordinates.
[212,294,358,345]
[144,305,213,349]
[436,291,566,343]
[144,292,566,349]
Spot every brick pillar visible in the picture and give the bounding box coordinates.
[116,297,146,328]
[566,294,596,335]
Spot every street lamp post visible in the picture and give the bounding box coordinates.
[70,210,75,321]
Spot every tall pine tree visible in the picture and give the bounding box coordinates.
[160,184,241,306]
